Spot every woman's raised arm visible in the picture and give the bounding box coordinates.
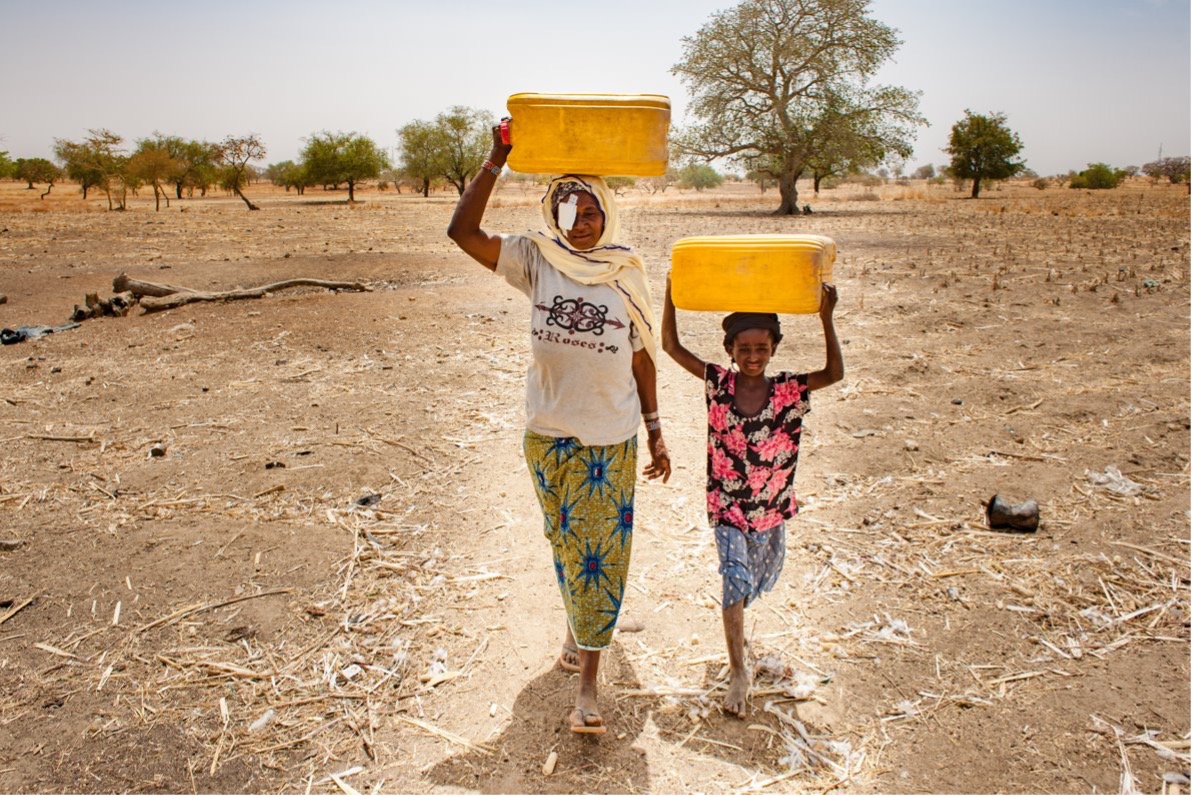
[446,125,512,271]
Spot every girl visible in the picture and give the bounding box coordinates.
[661,276,842,717]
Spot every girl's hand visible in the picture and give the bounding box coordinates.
[819,283,838,321]
[643,433,671,483]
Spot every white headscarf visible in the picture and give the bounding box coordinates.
[527,175,659,363]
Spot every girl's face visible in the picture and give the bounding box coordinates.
[561,191,605,250]
[729,329,775,377]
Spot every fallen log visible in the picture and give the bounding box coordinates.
[112,275,372,313]
[113,273,195,297]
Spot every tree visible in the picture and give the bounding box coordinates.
[0,151,13,180]
[1142,155,1190,185]
[672,0,924,214]
[678,163,724,191]
[15,158,60,197]
[605,176,636,195]
[911,163,935,180]
[434,106,494,196]
[397,119,446,197]
[216,134,265,210]
[53,129,126,205]
[267,160,312,194]
[944,110,1026,198]
[128,138,185,210]
[300,132,389,202]
[1069,163,1128,190]
[146,135,220,199]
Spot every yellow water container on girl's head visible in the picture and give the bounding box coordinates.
[670,234,836,314]
[504,93,670,176]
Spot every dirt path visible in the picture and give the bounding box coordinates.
[0,181,1187,793]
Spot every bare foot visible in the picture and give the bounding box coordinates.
[723,667,750,718]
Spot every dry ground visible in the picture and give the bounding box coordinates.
[0,177,1188,795]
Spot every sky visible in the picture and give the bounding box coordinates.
[1,0,1188,177]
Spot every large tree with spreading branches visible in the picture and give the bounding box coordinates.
[672,0,924,214]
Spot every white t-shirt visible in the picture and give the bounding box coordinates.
[497,234,643,445]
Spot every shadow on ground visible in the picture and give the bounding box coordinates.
[427,642,652,794]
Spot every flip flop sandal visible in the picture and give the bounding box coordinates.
[570,708,607,735]
[557,645,580,673]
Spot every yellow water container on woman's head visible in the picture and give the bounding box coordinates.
[670,234,836,314]
[504,93,670,176]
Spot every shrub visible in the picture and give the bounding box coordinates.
[677,163,724,191]
[1069,163,1127,190]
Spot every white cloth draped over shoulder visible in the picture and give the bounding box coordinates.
[526,175,659,364]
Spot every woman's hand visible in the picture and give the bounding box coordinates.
[490,119,513,164]
[643,431,671,482]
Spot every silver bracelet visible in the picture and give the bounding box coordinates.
[645,419,662,433]
[642,411,660,422]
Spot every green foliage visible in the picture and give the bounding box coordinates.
[911,164,935,180]
[677,163,724,191]
[1142,156,1190,184]
[301,132,389,201]
[672,0,924,214]
[1068,163,1128,190]
[435,106,494,196]
[53,129,126,204]
[945,110,1026,198]
[267,160,312,194]
[15,157,59,188]
[604,176,636,195]
[397,119,446,197]
[0,151,13,180]
[397,107,493,197]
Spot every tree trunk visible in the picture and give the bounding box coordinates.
[348,179,355,203]
[421,179,430,198]
[82,184,89,200]
[813,173,823,194]
[175,182,183,200]
[39,184,52,200]
[775,169,801,215]
[970,178,982,199]
[233,185,259,210]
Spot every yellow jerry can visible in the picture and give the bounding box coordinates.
[670,234,836,314]
[504,93,670,177]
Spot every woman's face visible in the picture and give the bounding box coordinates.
[561,191,605,250]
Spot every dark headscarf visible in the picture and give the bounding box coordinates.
[722,312,783,351]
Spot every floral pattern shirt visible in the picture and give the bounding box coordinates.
[705,363,810,534]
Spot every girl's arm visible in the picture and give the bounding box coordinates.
[661,274,708,379]
[446,126,511,271]
[632,348,671,483]
[807,284,844,391]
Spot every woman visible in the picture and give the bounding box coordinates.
[447,126,670,735]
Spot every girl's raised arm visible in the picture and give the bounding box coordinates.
[807,284,844,391]
[662,274,708,379]
[446,126,511,271]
